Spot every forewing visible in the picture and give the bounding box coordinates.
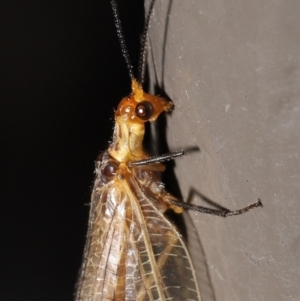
[130,188,201,301]
[75,179,128,300]
[75,177,158,301]
[76,171,200,301]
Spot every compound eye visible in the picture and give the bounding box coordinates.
[135,101,154,120]
[102,161,118,183]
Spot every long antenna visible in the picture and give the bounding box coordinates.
[110,0,134,80]
[138,0,156,84]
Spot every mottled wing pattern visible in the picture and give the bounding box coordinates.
[75,158,201,301]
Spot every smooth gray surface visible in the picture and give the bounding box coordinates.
[146,0,300,300]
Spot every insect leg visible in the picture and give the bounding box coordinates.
[128,150,185,167]
[171,198,263,217]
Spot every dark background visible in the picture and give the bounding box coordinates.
[1,1,144,300]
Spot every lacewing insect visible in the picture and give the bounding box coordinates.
[74,0,263,300]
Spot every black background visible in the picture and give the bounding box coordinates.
[1,1,144,300]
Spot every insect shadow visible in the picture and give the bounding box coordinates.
[143,1,217,299]
[143,78,216,301]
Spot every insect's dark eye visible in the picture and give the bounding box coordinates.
[135,101,154,120]
[102,161,118,183]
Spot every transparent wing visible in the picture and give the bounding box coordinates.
[132,187,201,301]
[75,180,127,300]
[75,172,201,301]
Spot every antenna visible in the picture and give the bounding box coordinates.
[138,0,156,84]
[110,0,134,80]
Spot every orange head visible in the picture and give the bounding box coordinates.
[116,79,174,123]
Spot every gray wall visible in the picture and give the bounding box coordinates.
[146,0,300,300]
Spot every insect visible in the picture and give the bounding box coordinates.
[75,0,263,300]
